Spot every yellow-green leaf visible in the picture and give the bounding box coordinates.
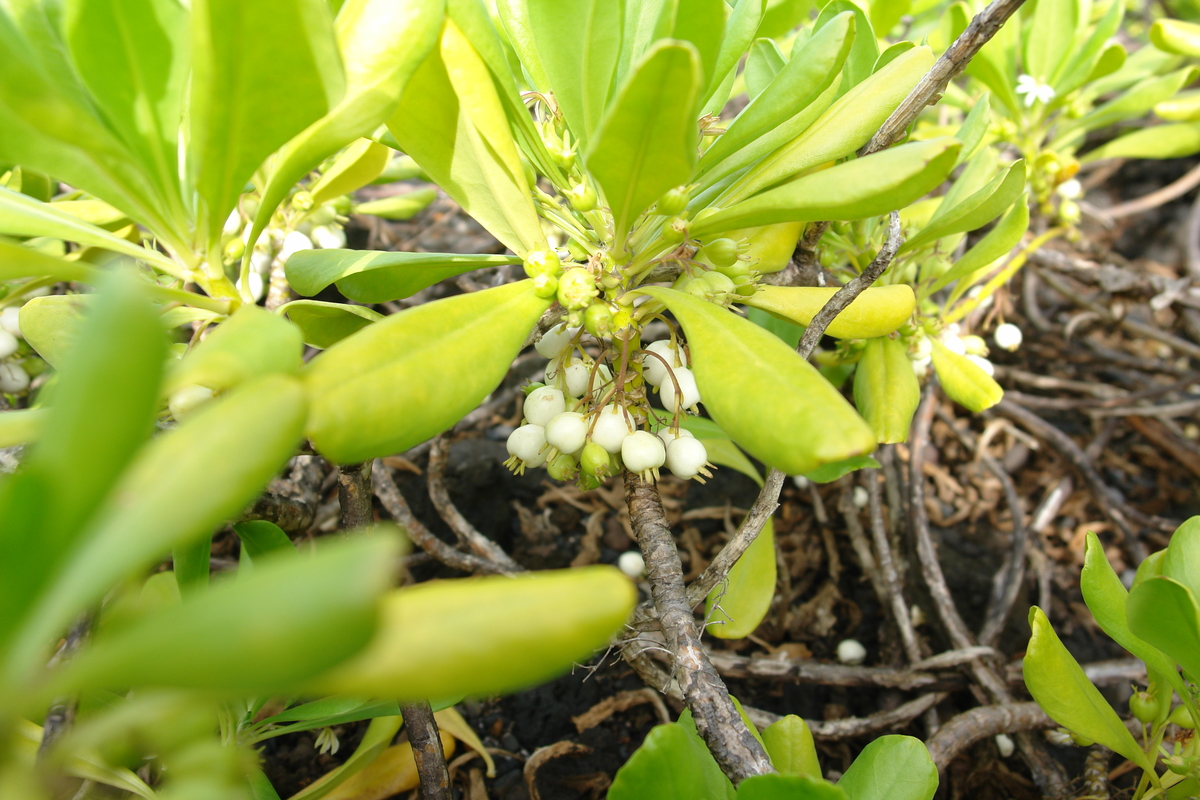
[739,285,915,340]
[854,336,919,444]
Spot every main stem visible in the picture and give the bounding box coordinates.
[623,472,774,784]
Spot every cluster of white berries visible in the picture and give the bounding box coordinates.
[504,323,715,487]
[0,292,39,393]
[223,203,347,302]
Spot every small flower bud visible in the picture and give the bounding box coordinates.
[524,249,562,278]
[291,190,314,211]
[556,268,599,310]
[0,363,28,392]
[566,182,597,212]
[533,273,558,298]
[656,186,690,216]
[1129,691,1158,725]
[962,335,988,356]
[662,215,689,243]
[698,238,742,269]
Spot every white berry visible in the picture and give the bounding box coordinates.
[0,307,21,339]
[168,384,215,420]
[563,359,593,397]
[278,230,314,262]
[535,323,578,359]
[660,367,700,412]
[642,340,687,387]
[994,322,1022,352]
[941,333,967,355]
[994,734,1015,758]
[545,412,588,455]
[0,330,18,360]
[665,436,712,481]
[0,363,29,393]
[836,639,867,665]
[618,551,646,579]
[591,405,634,454]
[966,354,995,376]
[506,424,548,468]
[852,486,868,508]
[222,209,242,236]
[311,224,347,250]
[657,427,694,448]
[622,430,666,479]
[524,386,566,427]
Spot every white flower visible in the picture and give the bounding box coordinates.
[1016,74,1056,108]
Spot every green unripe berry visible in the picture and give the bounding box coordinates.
[566,183,597,212]
[547,452,579,481]
[224,237,246,262]
[557,267,600,310]
[714,259,751,280]
[1129,691,1158,725]
[700,271,735,295]
[1165,754,1196,776]
[662,216,689,244]
[291,190,314,211]
[580,441,612,478]
[657,186,690,216]
[699,238,741,268]
[1170,704,1196,729]
[330,196,353,215]
[524,249,562,278]
[583,302,614,339]
[577,471,603,491]
[734,282,757,297]
[533,274,559,299]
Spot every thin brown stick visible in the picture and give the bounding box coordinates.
[427,435,520,570]
[865,467,922,662]
[338,461,375,532]
[1099,161,1200,221]
[372,461,513,575]
[924,702,1053,771]
[839,478,889,608]
[624,472,774,784]
[400,700,452,800]
[746,693,947,740]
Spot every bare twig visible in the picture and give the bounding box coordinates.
[39,611,93,756]
[925,702,1053,771]
[372,461,514,575]
[839,477,890,607]
[865,467,923,663]
[427,435,520,570]
[1098,161,1200,221]
[337,461,375,532]
[706,651,961,691]
[746,693,947,741]
[624,472,774,784]
[401,700,452,800]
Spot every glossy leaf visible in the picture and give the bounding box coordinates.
[7,374,309,683]
[802,455,881,484]
[280,300,384,349]
[740,285,916,340]
[762,715,820,777]
[696,13,853,183]
[309,139,393,207]
[696,138,960,236]
[304,280,550,464]
[249,0,443,252]
[45,536,396,699]
[707,519,776,639]
[815,0,876,97]
[234,520,296,569]
[63,0,188,214]
[928,200,1029,295]
[1024,606,1153,771]
[953,94,991,167]
[1128,575,1200,682]
[738,775,846,800]
[930,339,1002,413]
[608,721,736,800]
[1163,517,1200,596]
[286,248,520,302]
[312,567,636,699]
[190,0,343,241]
[1084,122,1200,161]
[352,187,437,220]
[0,238,97,284]
[18,295,89,368]
[165,305,304,395]
[745,39,786,101]
[1151,18,1200,58]
[728,46,935,200]
[837,736,937,800]
[704,0,765,109]
[679,417,763,482]
[641,287,876,476]
[901,160,1025,253]
[587,42,702,255]
[388,19,546,257]
[854,337,919,445]
[666,0,725,95]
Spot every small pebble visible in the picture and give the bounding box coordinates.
[618,551,645,579]
[836,639,866,665]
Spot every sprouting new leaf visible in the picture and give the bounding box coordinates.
[739,285,916,340]
[1024,606,1154,771]
[854,336,919,444]
[929,339,1002,413]
[815,0,876,97]
[762,716,820,778]
[1128,576,1200,682]
[900,160,1026,253]
[587,41,702,256]
[837,735,938,800]
[608,721,736,800]
[388,19,547,257]
[189,0,344,242]
[304,280,550,464]
[694,138,960,236]
[286,248,522,302]
[640,287,876,476]
[280,300,385,349]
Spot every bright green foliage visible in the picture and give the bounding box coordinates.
[761,716,820,778]
[854,336,920,444]
[287,248,522,301]
[280,299,385,349]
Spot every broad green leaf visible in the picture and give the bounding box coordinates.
[1060,68,1200,146]
[0,238,98,284]
[608,722,736,800]
[1087,40,1181,98]
[665,0,725,95]
[868,0,910,36]
[758,0,815,39]
[63,0,188,219]
[250,0,442,251]
[521,0,624,150]
[837,736,937,800]
[707,518,776,639]
[696,13,852,185]
[928,200,1029,295]
[50,200,132,231]
[704,0,765,108]
[234,520,296,569]
[1024,606,1154,771]
[587,42,701,256]
[874,41,915,72]
[44,536,396,700]
[165,305,304,395]
[190,0,344,242]
[172,535,211,595]
[494,0,552,93]
[1151,18,1200,58]
[963,10,1021,117]
[1084,122,1200,161]
[680,417,762,484]
[640,287,876,476]
[762,716,820,778]
[953,93,991,167]
[312,567,636,699]
[1079,531,1200,722]
[699,138,960,235]
[309,139,392,207]
[1023,0,1076,83]
[816,1,876,97]
[353,187,437,220]
[854,337,919,444]
[739,285,916,340]
[280,300,384,349]
[1156,90,1200,122]
[0,272,164,650]
[6,374,309,685]
[930,339,1002,413]
[1054,0,1122,97]
[18,294,88,367]
[901,160,1025,253]
[802,455,881,484]
[0,187,178,274]
[1163,517,1200,596]
[1129,576,1200,683]
[286,248,521,302]
[304,280,550,464]
[745,38,787,101]
[738,775,846,800]
[727,46,935,200]
[388,19,546,257]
